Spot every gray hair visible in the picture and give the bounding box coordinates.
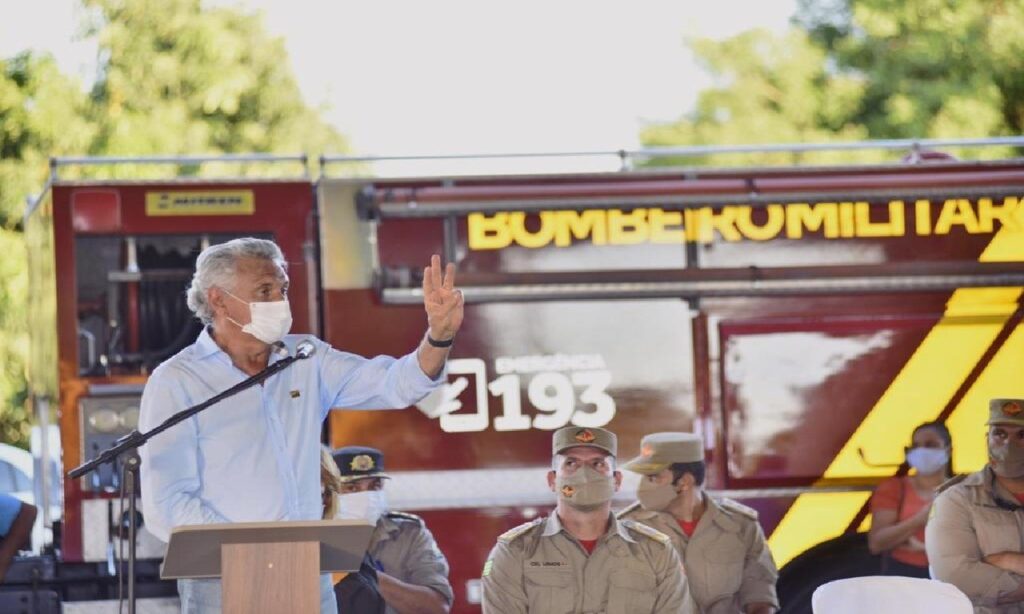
[186,238,287,325]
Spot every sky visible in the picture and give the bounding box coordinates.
[1,0,797,174]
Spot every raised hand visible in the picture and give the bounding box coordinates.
[423,254,464,342]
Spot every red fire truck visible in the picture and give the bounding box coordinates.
[15,138,1024,612]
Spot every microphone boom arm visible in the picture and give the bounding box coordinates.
[69,349,313,479]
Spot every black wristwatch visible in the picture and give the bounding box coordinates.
[426,334,455,348]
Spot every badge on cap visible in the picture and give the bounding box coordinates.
[561,485,576,497]
[1004,401,1023,417]
[350,454,376,471]
[641,444,653,457]
[575,430,596,444]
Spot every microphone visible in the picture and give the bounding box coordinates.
[270,341,289,357]
[296,339,316,359]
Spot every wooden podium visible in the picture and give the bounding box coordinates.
[162,519,374,613]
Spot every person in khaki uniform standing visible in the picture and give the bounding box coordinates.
[330,446,453,614]
[618,432,778,614]
[927,398,1024,613]
[481,426,694,614]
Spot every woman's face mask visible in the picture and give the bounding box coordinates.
[906,447,949,476]
[556,465,616,511]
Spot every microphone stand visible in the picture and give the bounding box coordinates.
[68,345,314,614]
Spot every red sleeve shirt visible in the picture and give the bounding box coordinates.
[870,476,929,568]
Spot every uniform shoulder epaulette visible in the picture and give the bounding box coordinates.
[497,518,543,544]
[719,498,759,521]
[936,473,969,494]
[385,510,424,525]
[615,501,642,519]
[621,518,670,545]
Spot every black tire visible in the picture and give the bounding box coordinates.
[777,532,883,614]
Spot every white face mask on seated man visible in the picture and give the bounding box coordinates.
[336,490,389,525]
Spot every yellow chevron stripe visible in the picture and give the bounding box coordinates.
[943,199,1024,469]
[768,198,1024,568]
[946,324,1024,471]
[767,304,1010,567]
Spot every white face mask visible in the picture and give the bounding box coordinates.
[335,490,388,525]
[906,447,949,475]
[224,290,292,344]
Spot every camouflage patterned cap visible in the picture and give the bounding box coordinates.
[622,432,703,475]
[331,446,391,483]
[552,426,617,457]
[987,399,1024,427]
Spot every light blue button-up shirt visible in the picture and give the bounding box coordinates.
[139,329,441,542]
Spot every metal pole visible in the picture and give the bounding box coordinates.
[319,135,1024,167]
[125,451,140,614]
[35,396,52,537]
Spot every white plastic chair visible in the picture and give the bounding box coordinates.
[811,576,972,614]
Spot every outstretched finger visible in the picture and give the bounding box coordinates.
[431,254,443,292]
[443,262,456,291]
[422,266,433,298]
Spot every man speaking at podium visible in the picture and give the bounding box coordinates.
[138,238,464,613]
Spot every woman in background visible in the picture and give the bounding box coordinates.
[868,421,954,577]
[321,446,341,519]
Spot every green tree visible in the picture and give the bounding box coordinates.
[1,0,349,448]
[796,0,1024,139]
[641,28,873,166]
[85,0,347,163]
[0,52,94,448]
[643,1,1023,164]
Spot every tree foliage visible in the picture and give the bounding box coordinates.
[0,53,94,447]
[642,0,1023,163]
[84,0,346,158]
[796,0,1024,138]
[641,29,873,166]
[0,0,347,448]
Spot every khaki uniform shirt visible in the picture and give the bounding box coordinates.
[369,511,454,613]
[926,467,1024,613]
[618,497,779,614]
[481,511,695,614]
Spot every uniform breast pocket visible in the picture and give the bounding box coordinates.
[606,568,657,614]
[974,507,1024,558]
[702,537,745,602]
[524,570,574,614]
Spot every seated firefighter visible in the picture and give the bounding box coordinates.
[481,426,694,613]
[330,446,453,614]
[618,432,779,614]
[927,398,1024,612]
